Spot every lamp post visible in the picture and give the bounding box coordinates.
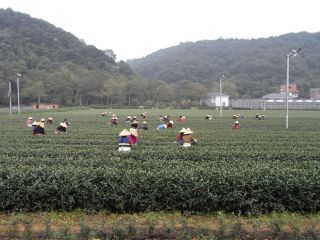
[8,81,12,115]
[219,75,226,117]
[17,73,21,115]
[285,48,301,128]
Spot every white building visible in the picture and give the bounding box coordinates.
[201,92,230,107]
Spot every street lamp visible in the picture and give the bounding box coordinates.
[219,74,226,117]
[17,73,21,115]
[285,48,301,128]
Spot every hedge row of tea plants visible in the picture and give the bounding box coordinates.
[0,109,319,213]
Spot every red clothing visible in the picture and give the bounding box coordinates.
[179,118,185,123]
[176,133,183,142]
[232,124,240,129]
[128,134,137,145]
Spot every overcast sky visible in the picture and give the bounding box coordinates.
[1,0,319,60]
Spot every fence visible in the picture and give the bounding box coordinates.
[230,99,320,110]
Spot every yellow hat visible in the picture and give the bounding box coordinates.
[130,129,138,137]
[183,128,193,135]
[60,122,68,128]
[32,121,38,125]
[119,129,131,137]
[38,122,45,128]
[179,127,186,133]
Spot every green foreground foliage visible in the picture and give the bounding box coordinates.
[0,109,320,214]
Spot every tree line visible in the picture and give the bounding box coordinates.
[128,32,320,99]
[0,8,208,108]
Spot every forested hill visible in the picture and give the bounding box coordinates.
[128,32,320,98]
[0,8,137,106]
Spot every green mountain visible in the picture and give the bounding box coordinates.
[0,8,137,106]
[128,32,320,98]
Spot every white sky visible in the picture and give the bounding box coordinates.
[1,0,319,60]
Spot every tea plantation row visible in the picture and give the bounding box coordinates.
[0,109,319,213]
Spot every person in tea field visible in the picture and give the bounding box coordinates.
[46,117,53,125]
[109,115,118,125]
[130,120,139,130]
[63,118,71,126]
[166,120,174,128]
[40,118,46,125]
[118,129,132,152]
[131,115,137,123]
[163,115,170,123]
[139,121,148,130]
[141,112,147,119]
[175,127,186,145]
[178,116,185,123]
[232,120,240,130]
[182,128,197,147]
[232,114,239,120]
[55,122,68,133]
[31,120,38,131]
[157,123,167,130]
[33,122,45,135]
[128,129,138,145]
[100,112,107,117]
[26,117,33,127]
[205,115,213,120]
[126,116,132,123]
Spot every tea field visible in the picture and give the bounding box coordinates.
[0,108,320,214]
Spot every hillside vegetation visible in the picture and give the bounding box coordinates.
[0,8,137,106]
[128,32,320,98]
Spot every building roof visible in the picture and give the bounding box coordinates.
[262,93,296,99]
[280,83,298,93]
[207,92,229,97]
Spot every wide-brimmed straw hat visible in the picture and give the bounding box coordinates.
[131,120,139,124]
[38,122,45,128]
[130,129,138,137]
[32,121,38,125]
[48,117,53,121]
[112,114,116,117]
[235,121,239,124]
[169,120,174,124]
[183,128,193,135]
[119,129,131,137]
[60,122,68,128]
[179,127,187,133]
[28,117,33,120]
[40,118,46,122]
[142,121,147,124]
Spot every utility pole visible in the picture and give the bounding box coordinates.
[219,75,226,117]
[285,48,301,129]
[17,73,21,115]
[8,81,12,115]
